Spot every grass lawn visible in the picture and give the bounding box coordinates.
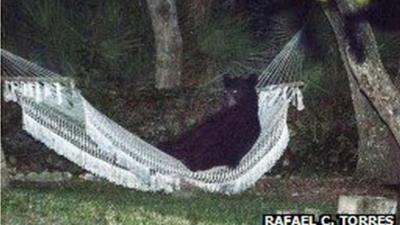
[1,181,336,225]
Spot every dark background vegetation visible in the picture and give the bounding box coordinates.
[1,0,399,176]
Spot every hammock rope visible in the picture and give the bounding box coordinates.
[1,30,305,194]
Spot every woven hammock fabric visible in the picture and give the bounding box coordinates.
[1,30,305,194]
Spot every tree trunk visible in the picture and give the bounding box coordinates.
[189,0,212,28]
[322,1,400,183]
[147,0,183,89]
[347,64,400,184]
[322,0,400,145]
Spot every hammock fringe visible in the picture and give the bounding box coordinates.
[1,29,305,194]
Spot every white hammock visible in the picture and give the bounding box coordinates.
[1,31,305,194]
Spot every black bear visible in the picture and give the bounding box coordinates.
[158,74,261,171]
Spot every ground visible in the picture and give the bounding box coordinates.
[1,177,398,225]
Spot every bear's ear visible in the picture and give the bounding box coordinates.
[247,73,258,86]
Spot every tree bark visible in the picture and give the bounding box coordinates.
[147,0,183,89]
[322,0,400,145]
[347,63,400,184]
[189,0,212,28]
[322,1,400,183]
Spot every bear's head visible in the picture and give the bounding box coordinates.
[222,74,258,107]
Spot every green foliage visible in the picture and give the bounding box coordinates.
[353,0,371,7]
[302,60,329,97]
[21,0,85,74]
[198,18,258,73]
[281,57,358,176]
[2,0,153,84]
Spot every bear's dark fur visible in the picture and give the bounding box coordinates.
[158,74,261,171]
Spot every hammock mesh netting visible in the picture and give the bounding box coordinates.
[1,30,305,194]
